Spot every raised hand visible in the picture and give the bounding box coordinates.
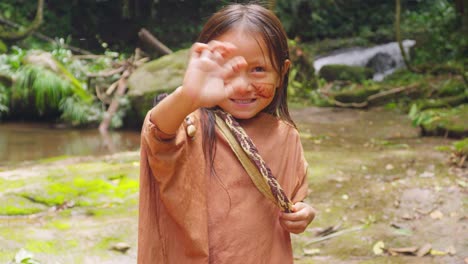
[181,40,247,109]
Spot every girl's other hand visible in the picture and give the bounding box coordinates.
[279,202,316,234]
[182,40,247,109]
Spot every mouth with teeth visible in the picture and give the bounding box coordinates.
[230,98,256,104]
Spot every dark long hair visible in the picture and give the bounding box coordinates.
[198,3,295,173]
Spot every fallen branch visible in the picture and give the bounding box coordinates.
[99,71,129,134]
[87,66,126,78]
[138,28,172,55]
[323,83,420,108]
[0,16,93,55]
[0,0,43,41]
[97,48,148,133]
[305,225,364,245]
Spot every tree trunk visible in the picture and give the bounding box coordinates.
[395,0,418,73]
[0,0,44,41]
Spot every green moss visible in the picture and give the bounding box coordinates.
[19,174,138,208]
[25,240,58,254]
[420,104,468,137]
[319,64,374,83]
[418,94,468,111]
[333,86,381,103]
[38,155,71,164]
[0,195,46,215]
[0,178,26,192]
[95,236,122,250]
[436,78,466,97]
[47,220,71,230]
[453,138,468,155]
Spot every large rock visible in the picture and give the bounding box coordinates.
[126,49,189,128]
[366,52,396,73]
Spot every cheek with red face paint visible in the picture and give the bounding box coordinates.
[252,82,276,98]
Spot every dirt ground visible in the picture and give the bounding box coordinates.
[0,107,466,263]
[292,107,467,264]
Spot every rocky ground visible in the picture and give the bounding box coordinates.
[0,107,466,264]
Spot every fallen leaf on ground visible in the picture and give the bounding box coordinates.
[430,249,448,256]
[430,210,444,220]
[110,242,131,253]
[387,247,418,256]
[416,243,432,257]
[303,248,321,256]
[446,245,456,255]
[419,171,435,178]
[373,241,385,255]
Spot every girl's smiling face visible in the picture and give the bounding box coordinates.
[215,28,288,119]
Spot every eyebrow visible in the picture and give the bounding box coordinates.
[246,58,267,66]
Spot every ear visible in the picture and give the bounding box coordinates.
[277,59,291,88]
[282,59,291,76]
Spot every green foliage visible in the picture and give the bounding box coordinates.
[11,65,72,115]
[0,45,132,128]
[453,138,468,155]
[402,0,466,64]
[409,103,468,137]
[319,64,374,83]
[59,96,100,127]
[0,40,6,53]
[0,46,26,72]
[276,0,395,42]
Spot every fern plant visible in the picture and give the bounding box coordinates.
[0,83,9,118]
[11,65,73,115]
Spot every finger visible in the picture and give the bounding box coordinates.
[211,50,224,65]
[200,48,212,59]
[222,56,247,79]
[280,210,305,221]
[190,43,209,59]
[280,219,307,234]
[208,40,237,58]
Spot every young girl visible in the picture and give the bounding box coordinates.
[138,3,315,263]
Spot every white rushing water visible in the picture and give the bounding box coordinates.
[313,40,416,81]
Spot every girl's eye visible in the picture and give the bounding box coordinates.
[252,66,265,72]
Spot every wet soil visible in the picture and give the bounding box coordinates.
[0,107,466,263]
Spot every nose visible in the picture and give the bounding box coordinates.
[231,75,252,95]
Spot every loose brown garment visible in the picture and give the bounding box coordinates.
[138,110,309,264]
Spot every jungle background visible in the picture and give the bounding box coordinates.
[0,0,467,263]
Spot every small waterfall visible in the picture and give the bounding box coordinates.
[313,40,416,81]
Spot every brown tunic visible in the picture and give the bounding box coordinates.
[138,110,308,264]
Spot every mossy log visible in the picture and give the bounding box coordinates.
[323,83,421,108]
[318,64,374,83]
[419,93,468,110]
[420,104,468,138]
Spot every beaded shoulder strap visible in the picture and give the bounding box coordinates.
[214,110,293,213]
